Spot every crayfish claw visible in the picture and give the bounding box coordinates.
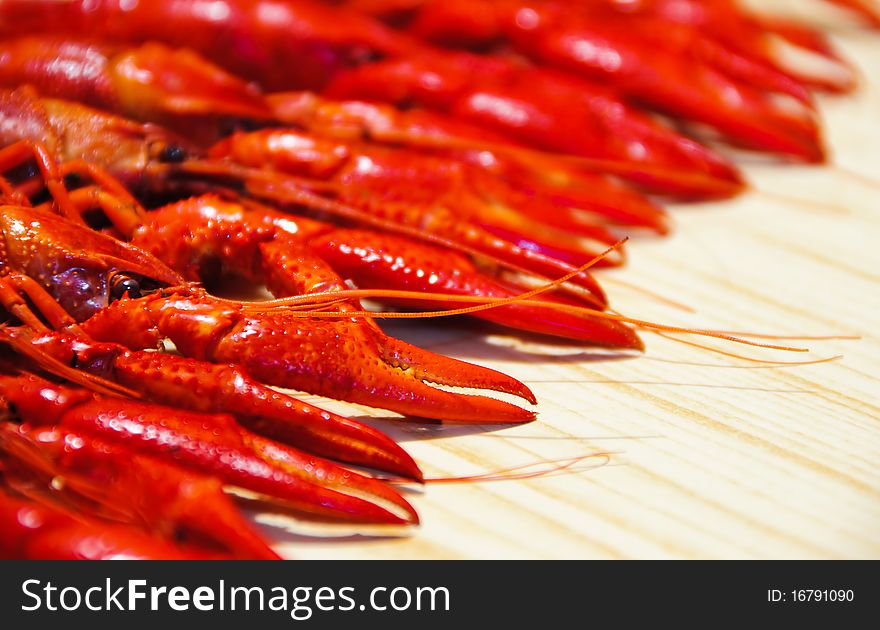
[248,434,420,525]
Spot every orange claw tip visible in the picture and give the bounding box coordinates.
[464,291,645,349]
[631,331,646,353]
[404,398,537,425]
[335,428,424,482]
[379,335,537,406]
[248,435,421,525]
[275,491,417,526]
[621,137,748,200]
[472,406,537,425]
[353,377,538,424]
[517,307,644,350]
[728,131,826,165]
[232,446,421,526]
[650,212,673,236]
[399,459,425,483]
[754,121,827,164]
[635,169,747,201]
[591,195,671,235]
[799,139,828,164]
[473,305,644,350]
[248,416,425,483]
[381,446,424,483]
[544,316,644,351]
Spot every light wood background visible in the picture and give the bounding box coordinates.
[260,4,880,559]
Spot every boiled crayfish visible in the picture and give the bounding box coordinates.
[0,0,866,558]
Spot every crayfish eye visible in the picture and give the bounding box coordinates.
[158,144,187,163]
[110,275,142,300]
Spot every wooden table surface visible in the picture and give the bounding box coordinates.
[261,7,880,560]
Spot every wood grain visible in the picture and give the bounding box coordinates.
[261,10,880,560]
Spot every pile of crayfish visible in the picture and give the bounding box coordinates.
[0,0,873,559]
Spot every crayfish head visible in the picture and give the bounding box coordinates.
[0,206,183,322]
[39,95,199,194]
